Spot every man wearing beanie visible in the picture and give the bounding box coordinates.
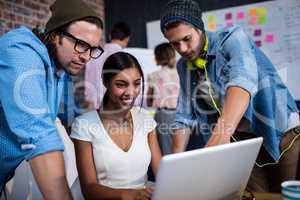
[161,0,300,193]
[0,0,103,199]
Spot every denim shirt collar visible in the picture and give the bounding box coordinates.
[206,31,217,63]
[206,31,216,56]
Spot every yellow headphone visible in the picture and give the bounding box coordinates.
[187,33,300,168]
[186,34,208,70]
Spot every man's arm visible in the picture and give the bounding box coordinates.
[172,128,191,153]
[205,86,250,147]
[0,40,72,199]
[206,27,258,147]
[29,151,73,200]
[148,130,162,176]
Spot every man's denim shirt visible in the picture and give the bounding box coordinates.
[173,26,299,161]
[0,27,66,176]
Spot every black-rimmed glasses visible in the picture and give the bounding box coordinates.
[61,31,104,59]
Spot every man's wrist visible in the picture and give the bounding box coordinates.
[213,118,235,136]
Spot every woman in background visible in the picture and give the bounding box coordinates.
[147,43,180,155]
[71,52,161,200]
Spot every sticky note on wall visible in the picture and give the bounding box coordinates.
[208,23,216,31]
[258,16,266,25]
[254,29,262,36]
[226,21,234,27]
[249,8,257,17]
[225,12,232,20]
[255,40,262,47]
[249,17,258,25]
[208,15,215,23]
[257,8,266,16]
[266,34,274,43]
[237,11,245,20]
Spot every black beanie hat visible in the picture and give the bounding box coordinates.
[45,0,102,33]
[160,0,204,33]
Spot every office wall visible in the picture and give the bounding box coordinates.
[104,0,271,48]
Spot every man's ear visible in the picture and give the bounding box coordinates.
[49,32,62,45]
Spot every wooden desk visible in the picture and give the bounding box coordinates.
[254,192,281,200]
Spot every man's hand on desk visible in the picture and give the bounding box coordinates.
[205,132,231,147]
[205,118,234,147]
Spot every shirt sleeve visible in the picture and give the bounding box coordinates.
[0,41,64,161]
[223,27,258,97]
[70,117,93,142]
[172,60,195,130]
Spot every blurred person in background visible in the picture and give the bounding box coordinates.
[147,43,180,155]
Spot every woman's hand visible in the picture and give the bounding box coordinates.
[121,187,153,200]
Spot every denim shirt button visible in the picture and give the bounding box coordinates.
[21,144,36,150]
[193,81,197,85]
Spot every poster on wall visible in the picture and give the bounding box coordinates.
[146,0,300,100]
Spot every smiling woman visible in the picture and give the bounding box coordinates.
[70,52,162,200]
[101,53,144,109]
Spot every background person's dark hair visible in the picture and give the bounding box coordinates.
[102,52,144,107]
[32,16,103,58]
[110,22,131,41]
[154,42,176,68]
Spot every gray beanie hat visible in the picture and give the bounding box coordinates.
[160,0,204,33]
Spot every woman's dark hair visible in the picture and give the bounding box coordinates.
[154,42,176,68]
[102,52,144,107]
[32,16,103,58]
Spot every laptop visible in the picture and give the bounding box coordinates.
[152,137,263,200]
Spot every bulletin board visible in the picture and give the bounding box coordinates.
[202,0,300,100]
[146,0,300,99]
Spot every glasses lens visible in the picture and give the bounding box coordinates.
[90,47,104,58]
[75,40,90,53]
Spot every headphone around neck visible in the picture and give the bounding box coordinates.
[186,34,208,70]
